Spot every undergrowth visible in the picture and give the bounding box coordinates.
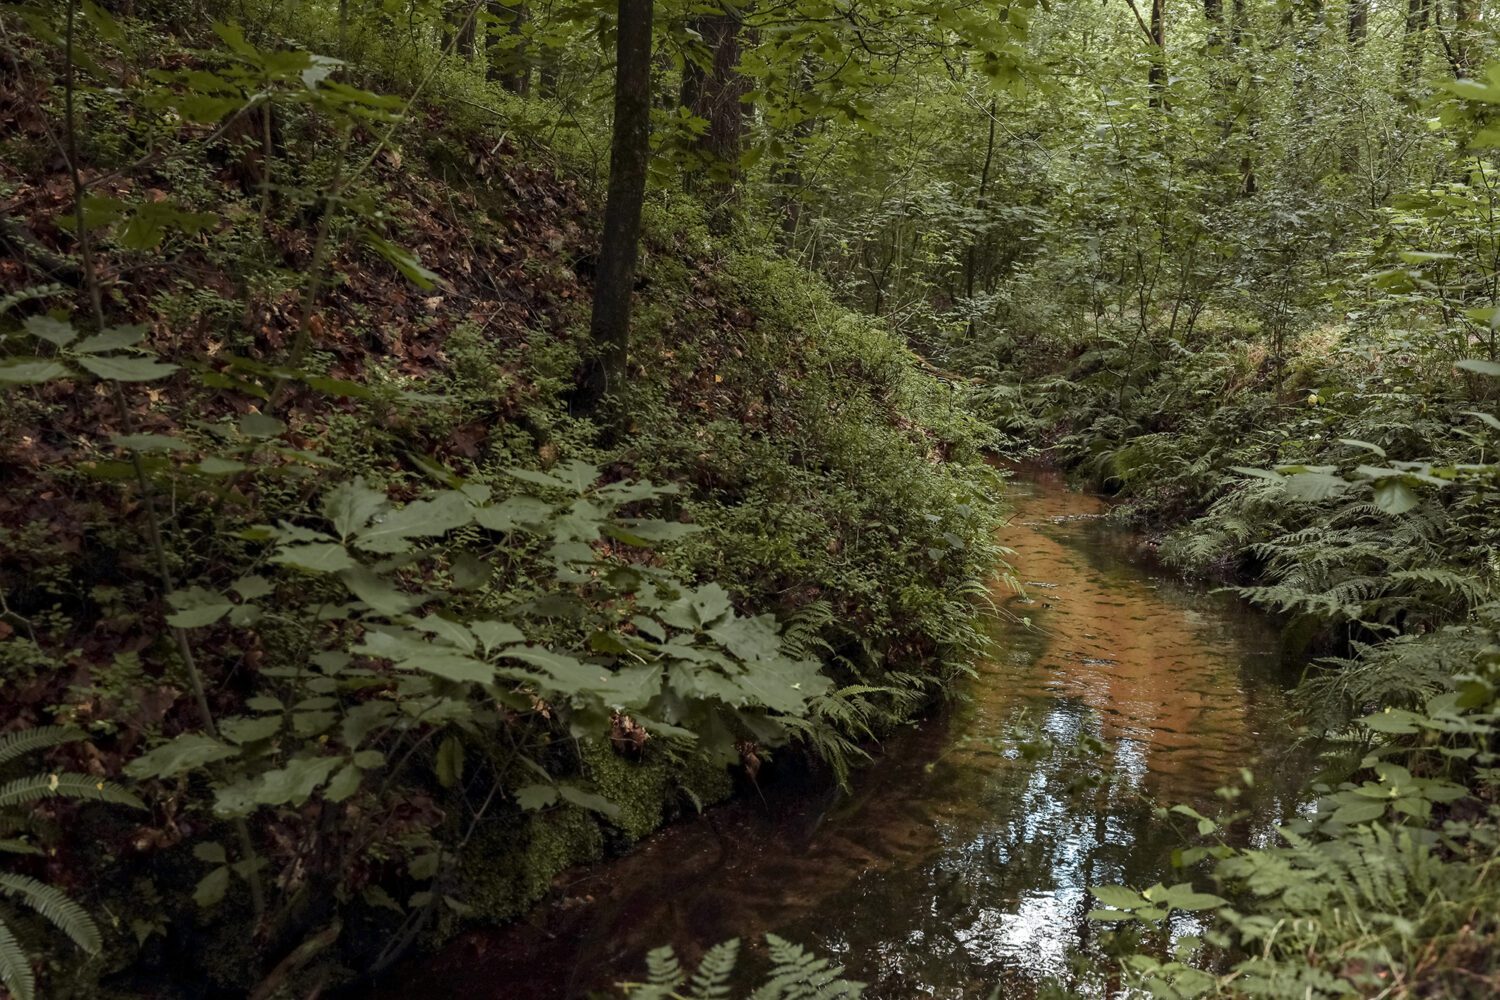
[0,5,1002,996]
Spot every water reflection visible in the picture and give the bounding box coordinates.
[381,470,1302,999]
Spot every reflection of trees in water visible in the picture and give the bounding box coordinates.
[404,475,1306,1000]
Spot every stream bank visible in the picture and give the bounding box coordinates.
[376,468,1308,998]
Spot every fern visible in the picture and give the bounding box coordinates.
[0,728,85,769]
[645,944,685,988]
[686,938,740,999]
[749,935,863,1000]
[618,936,863,999]
[620,945,688,999]
[0,919,35,1000]
[0,874,101,955]
[0,726,146,1000]
[0,773,145,810]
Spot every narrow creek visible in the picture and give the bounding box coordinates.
[389,468,1305,998]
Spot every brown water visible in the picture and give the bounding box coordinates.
[383,469,1302,998]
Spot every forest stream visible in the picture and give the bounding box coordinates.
[380,468,1307,999]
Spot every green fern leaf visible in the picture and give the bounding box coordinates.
[644,944,684,988]
[686,938,739,999]
[0,873,102,955]
[0,917,36,1000]
[0,773,145,810]
[750,935,863,1000]
[0,727,84,768]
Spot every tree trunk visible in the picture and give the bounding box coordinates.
[486,2,530,93]
[1347,0,1369,43]
[1402,0,1433,95]
[1233,0,1257,193]
[1148,0,1167,108]
[584,0,654,405]
[442,3,477,60]
[452,2,477,59]
[1204,0,1224,47]
[774,57,815,249]
[1453,0,1481,77]
[964,99,998,338]
[696,13,746,171]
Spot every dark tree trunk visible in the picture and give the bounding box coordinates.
[1402,0,1432,94]
[442,3,477,60]
[1148,0,1167,107]
[1232,0,1256,193]
[774,58,815,249]
[1204,0,1224,47]
[682,10,747,189]
[1453,0,1481,77]
[1347,0,1369,43]
[964,99,998,338]
[486,2,530,92]
[454,2,477,59]
[584,0,654,405]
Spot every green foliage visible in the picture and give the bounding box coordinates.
[0,2,1008,993]
[0,727,144,1000]
[619,935,864,1000]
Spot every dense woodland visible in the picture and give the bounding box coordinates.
[1,0,1499,996]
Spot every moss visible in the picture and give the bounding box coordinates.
[579,738,735,845]
[446,740,733,942]
[454,805,603,927]
[578,739,668,842]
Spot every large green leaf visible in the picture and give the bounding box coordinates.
[213,755,343,816]
[515,784,558,810]
[707,614,783,662]
[22,314,76,347]
[557,784,620,819]
[1089,885,1145,909]
[323,478,388,540]
[339,565,420,615]
[76,355,179,381]
[125,733,239,780]
[272,542,357,573]
[736,657,832,713]
[354,492,472,553]
[0,359,69,384]
[73,325,145,353]
[1372,479,1419,515]
[1330,799,1386,825]
[473,495,556,531]
[1457,358,1500,376]
[1281,472,1347,502]
[165,586,233,628]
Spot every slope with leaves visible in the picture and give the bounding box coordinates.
[0,5,1002,997]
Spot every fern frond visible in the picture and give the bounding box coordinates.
[644,944,685,988]
[0,873,101,955]
[686,938,739,999]
[0,773,145,810]
[0,916,36,1000]
[749,935,863,1000]
[0,728,84,768]
[618,944,686,998]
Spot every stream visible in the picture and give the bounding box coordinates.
[386,468,1305,998]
